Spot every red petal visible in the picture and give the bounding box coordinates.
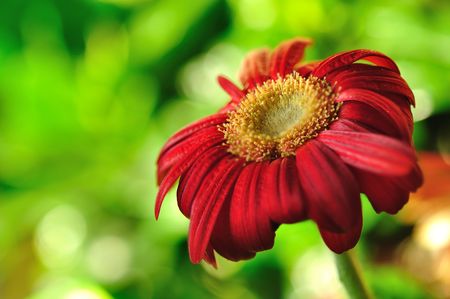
[218,101,237,113]
[312,49,400,78]
[158,113,227,159]
[210,198,256,262]
[337,89,412,141]
[354,163,423,214]
[203,244,217,268]
[217,76,245,103]
[334,75,414,107]
[325,63,414,106]
[296,140,360,232]
[259,158,306,224]
[239,49,271,90]
[188,158,243,263]
[157,126,223,184]
[329,118,372,132]
[338,102,402,139]
[318,200,362,253]
[155,130,224,219]
[318,130,416,176]
[294,61,319,77]
[278,157,307,223]
[230,163,275,252]
[270,38,312,79]
[177,146,228,218]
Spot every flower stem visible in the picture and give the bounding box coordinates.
[334,250,374,299]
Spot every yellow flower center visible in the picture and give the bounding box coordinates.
[221,73,340,162]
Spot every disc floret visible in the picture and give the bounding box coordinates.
[221,73,341,161]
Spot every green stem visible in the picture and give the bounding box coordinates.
[334,250,374,299]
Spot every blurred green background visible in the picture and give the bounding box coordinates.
[1,0,450,298]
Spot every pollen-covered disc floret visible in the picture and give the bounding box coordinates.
[221,73,340,161]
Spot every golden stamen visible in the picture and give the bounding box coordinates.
[220,72,340,162]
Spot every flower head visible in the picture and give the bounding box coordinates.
[155,38,423,267]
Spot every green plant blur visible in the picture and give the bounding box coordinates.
[1,0,449,298]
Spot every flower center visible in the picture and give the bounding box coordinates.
[221,73,340,162]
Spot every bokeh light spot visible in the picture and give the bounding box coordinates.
[86,235,132,283]
[35,204,86,268]
[415,210,450,251]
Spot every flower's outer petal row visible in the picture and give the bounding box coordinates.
[312,49,400,78]
[230,163,275,252]
[337,89,412,142]
[260,157,306,224]
[296,140,360,233]
[353,162,423,214]
[318,130,416,176]
[155,128,224,219]
[188,157,244,263]
[177,146,228,218]
[325,63,414,106]
[239,49,271,89]
[269,38,312,79]
[157,113,228,183]
[318,200,362,253]
[217,76,246,103]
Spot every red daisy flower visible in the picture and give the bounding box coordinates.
[155,38,423,267]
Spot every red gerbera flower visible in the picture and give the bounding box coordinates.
[155,38,423,267]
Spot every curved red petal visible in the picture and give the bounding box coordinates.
[318,200,362,253]
[296,140,360,232]
[177,146,228,218]
[260,159,280,220]
[334,75,414,107]
[325,63,414,106]
[155,129,224,219]
[329,118,372,132]
[337,89,412,141]
[218,100,237,113]
[157,126,224,184]
[239,49,271,90]
[338,102,402,139]
[203,244,217,268]
[252,163,278,245]
[230,163,275,252]
[356,170,409,214]
[294,61,319,77]
[318,130,416,176]
[270,38,312,79]
[354,163,423,214]
[158,113,227,159]
[277,157,306,223]
[188,157,244,263]
[396,162,424,192]
[259,158,306,224]
[217,76,245,103]
[209,198,256,262]
[312,49,400,78]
